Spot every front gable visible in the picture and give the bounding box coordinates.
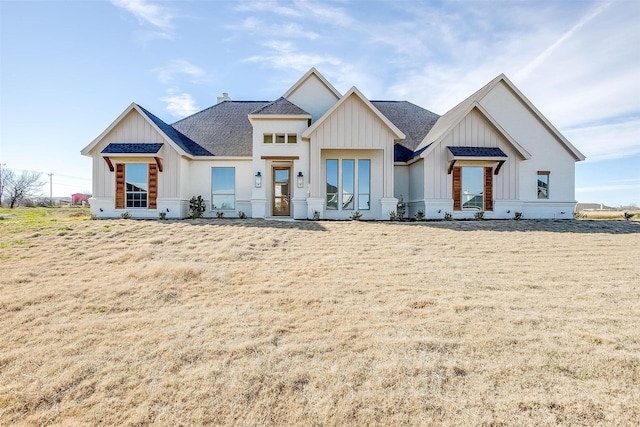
[283,68,341,123]
[302,87,405,148]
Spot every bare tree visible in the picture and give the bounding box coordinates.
[2,169,45,208]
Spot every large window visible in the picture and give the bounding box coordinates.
[326,159,371,211]
[211,167,235,210]
[326,160,338,210]
[125,164,148,208]
[461,167,484,210]
[537,171,549,199]
[358,160,370,210]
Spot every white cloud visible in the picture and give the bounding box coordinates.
[236,0,352,26]
[153,60,207,84]
[563,119,640,162]
[161,90,199,118]
[234,17,319,40]
[244,41,342,73]
[111,0,174,33]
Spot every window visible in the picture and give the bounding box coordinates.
[275,134,285,143]
[358,160,370,210]
[326,159,338,210]
[212,167,235,210]
[125,164,148,208]
[263,134,273,144]
[287,134,297,144]
[461,167,484,210]
[326,158,371,211]
[537,171,550,199]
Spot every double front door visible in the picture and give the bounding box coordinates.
[272,167,290,216]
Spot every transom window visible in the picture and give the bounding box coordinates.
[326,159,370,211]
[537,171,550,199]
[461,167,483,210]
[125,164,148,208]
[211,167,235,210]
[263,133,297,144]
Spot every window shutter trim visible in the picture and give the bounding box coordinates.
[452,166,461,211]
[148,163,158,209]
[115,163,125,209]
[484,166,493,211]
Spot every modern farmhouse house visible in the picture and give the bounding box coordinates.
[81,68,585,220]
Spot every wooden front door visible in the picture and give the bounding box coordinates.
[272,167,291,216]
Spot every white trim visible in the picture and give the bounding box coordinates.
[81,103,193,159]
[302,87,406,141]
[283,67,342,100]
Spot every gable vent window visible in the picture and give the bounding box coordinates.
[275,134,285,143]
[263,134,273,144]
[288,134,297,144]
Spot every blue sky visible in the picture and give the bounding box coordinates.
[1,0,638,206]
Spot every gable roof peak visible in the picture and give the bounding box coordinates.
[283,67,342,100]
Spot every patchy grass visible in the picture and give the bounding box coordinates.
[576,210,640,220]
[0,217,639,425]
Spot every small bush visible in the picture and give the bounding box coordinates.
[389,211,398,221]
[238,211,247,219]
[443,212,452,221]
[216,211,224,219]
[350,210,362,221]
[396,195,406,221]
[574,211,586,219]
[313,210,320,221]
[159,212,167,220]
[120,211,131,219]
[513,211,523,220]
[474,211,485,220]
[189,196,206,218]
[90,213,97,220]
[624,212,633,220]
[415,210,425,221]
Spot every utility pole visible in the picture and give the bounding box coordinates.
[48,173,53,206]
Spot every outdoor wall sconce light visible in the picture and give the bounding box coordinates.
[166,208,170,213]
[255,171,262,188]
[297,171,304,188]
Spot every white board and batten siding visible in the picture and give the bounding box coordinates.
[307,94,397,199]
[422,109,520,201]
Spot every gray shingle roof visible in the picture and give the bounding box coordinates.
[371,101,440,152]
[137,105,212,156]
[172,101,269,156]
[102,143,163,154]
[448,146,507,157]
[250,97,310,115]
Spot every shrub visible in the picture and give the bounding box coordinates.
[238,211,247,219]
[513,211,523,220]
[350,210,362,221]
[312,210,320,221]
[624,212,633,221]
[396,195,406,221]
[443,212,452,221]
[159,212,167,220]
[573,211,586,219]
[415,210,425,221]
[189,196,206,218]
[215,211,224,219]
[120,211,131,219]
[389,211,398,221]
[474,211,485,220]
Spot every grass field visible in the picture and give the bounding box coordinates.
[1,207,639,426]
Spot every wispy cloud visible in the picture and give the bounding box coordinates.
[111,0,174,35]
[153,60,207,84]
[236,0,352,26]
[514,2,613,82]
[161,90,199,118]
[233,17,319,40]
[244,41,341,73]
[563,118,640,162]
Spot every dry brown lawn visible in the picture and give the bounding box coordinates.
[1,208,639,426]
